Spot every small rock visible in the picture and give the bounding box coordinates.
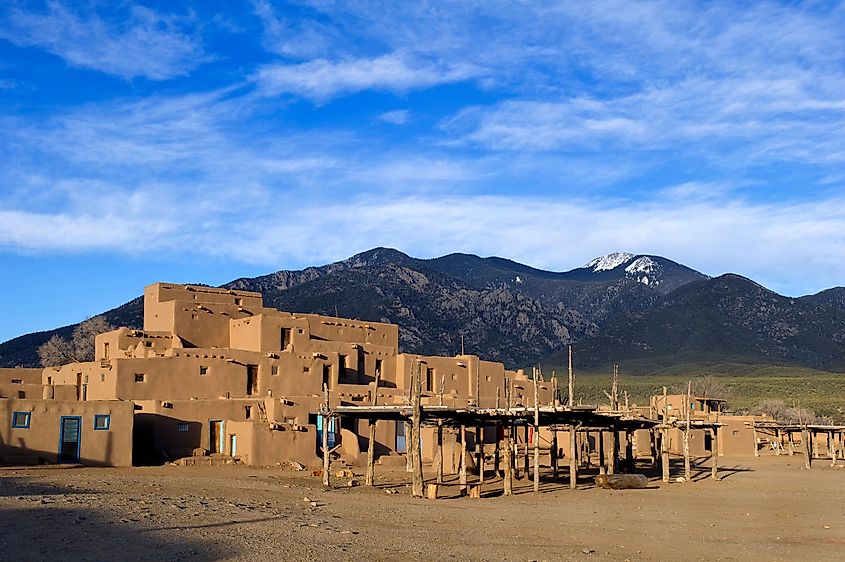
[582,548,595,554]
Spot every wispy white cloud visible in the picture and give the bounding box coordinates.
[377,109,410,125]
[0,1,207,80]
[254,53,479,102]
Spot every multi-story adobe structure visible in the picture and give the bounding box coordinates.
[2,283,553,468]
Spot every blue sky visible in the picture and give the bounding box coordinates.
[1,1,844,343]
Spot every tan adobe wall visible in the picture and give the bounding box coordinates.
[0,368,43,385]
[0,398,133,466]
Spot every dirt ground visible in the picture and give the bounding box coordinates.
[1,456,843,561]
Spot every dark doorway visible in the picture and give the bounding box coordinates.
[246,365,258,396]
[209,420,223,454]
[59,416,82,463]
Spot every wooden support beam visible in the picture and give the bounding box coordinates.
[503,425,513,495]
[533,371,540,494]
[503,379,513,495]
[459,425,468,495]
[567,345,575,407]
[830,431,836,467]
[802,428,812,470]
[598,431,606,476]
[775,428,782,456]
[752,420,759,458]
[710,426,719,480]
[476,426,484,484]
[683,381,691,482]
[568,425,577,489]
[410,361,424,497]
[322,383,331,488]
[609,429,618,475]
[812,430,820,459]
[788,430,794,456]
[551,428,559,478]
[661,386,670,483]
[365,367,382,487]
[436,424,444,484]
[625,430,634,470]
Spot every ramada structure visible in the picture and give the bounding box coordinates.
[1,282,843,494]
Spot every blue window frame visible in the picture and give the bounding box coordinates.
[93,414,110,430]
[12,411,31,429]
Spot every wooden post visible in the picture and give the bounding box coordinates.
[802,428,812,469]
[494,387,501,477]
[775,428,782,456]
[567,345,574,407]
[551,428,559,478]
[503,425,513,495]
[598,431,606,476]
[608,429,618,475]
[568,425,577,489]
[503,382,513,495]
[365,367,382,487]
[710,425,719,480]
[648,428,657,467]
[788,430,794,456]
[523,425,530,477]
[459,425,468,495]
[661,386,670,483]
[625,430,634,469]
[812,430,820,459]
[436,374,444,484]
[533,371,540,493]
[752,421,759,458]
[830,431,836,467]
[683,382,691,482]
[322,383,331,488]
[410,361,424,497]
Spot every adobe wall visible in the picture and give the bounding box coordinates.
[0,398,133,466]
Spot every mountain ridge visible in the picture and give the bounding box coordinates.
[1,248,842,373]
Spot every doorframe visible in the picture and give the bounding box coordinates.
[58,415,82,464]
[209,419,224,454]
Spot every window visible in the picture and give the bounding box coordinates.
[245,406,252,419]
[100,373,106,382]
[93,414,110,430]
[135,373,146,383]
[17,391,25,399]
[199,366,208,376]
[144,340,152,348]
[103,342,109,360]
[271,365,279,376]
[11,378,22,384]
[302,365,309,375]
[375,359,383,377]
[12,411,31,429]
[177,423,189,432]
[281,328,292,349]
[234,297,243,306]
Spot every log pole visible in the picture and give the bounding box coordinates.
[460,425,468,495]
[568,425,577,489]
[410,361,424,497]
[365,367,382,487]
[533,371,540,493]
[710,426,720,480]
[683,382,691,482]
[661,386,670,483]
[322,383,330,488]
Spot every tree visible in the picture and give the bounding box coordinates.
[38,316,114,367]
[670,375,733,402]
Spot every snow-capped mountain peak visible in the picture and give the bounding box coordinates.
[625,256,660,286]
[584,252,635,272]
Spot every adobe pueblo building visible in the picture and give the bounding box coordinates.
[2,283,552,469]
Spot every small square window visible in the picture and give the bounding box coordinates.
[17,390,25,399]
[100,373,106,382]
[94,414,110,430]
[144,341,152,348]
[234,298,243,306]
[177,423,189,432]
[302,366,309,375]
[199,366,208,376]
[12,411,31,429]
[271,365,279,376]
[135,373,146,383]
[11,378,22,384]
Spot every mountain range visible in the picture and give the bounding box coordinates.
[2,248,844,373]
